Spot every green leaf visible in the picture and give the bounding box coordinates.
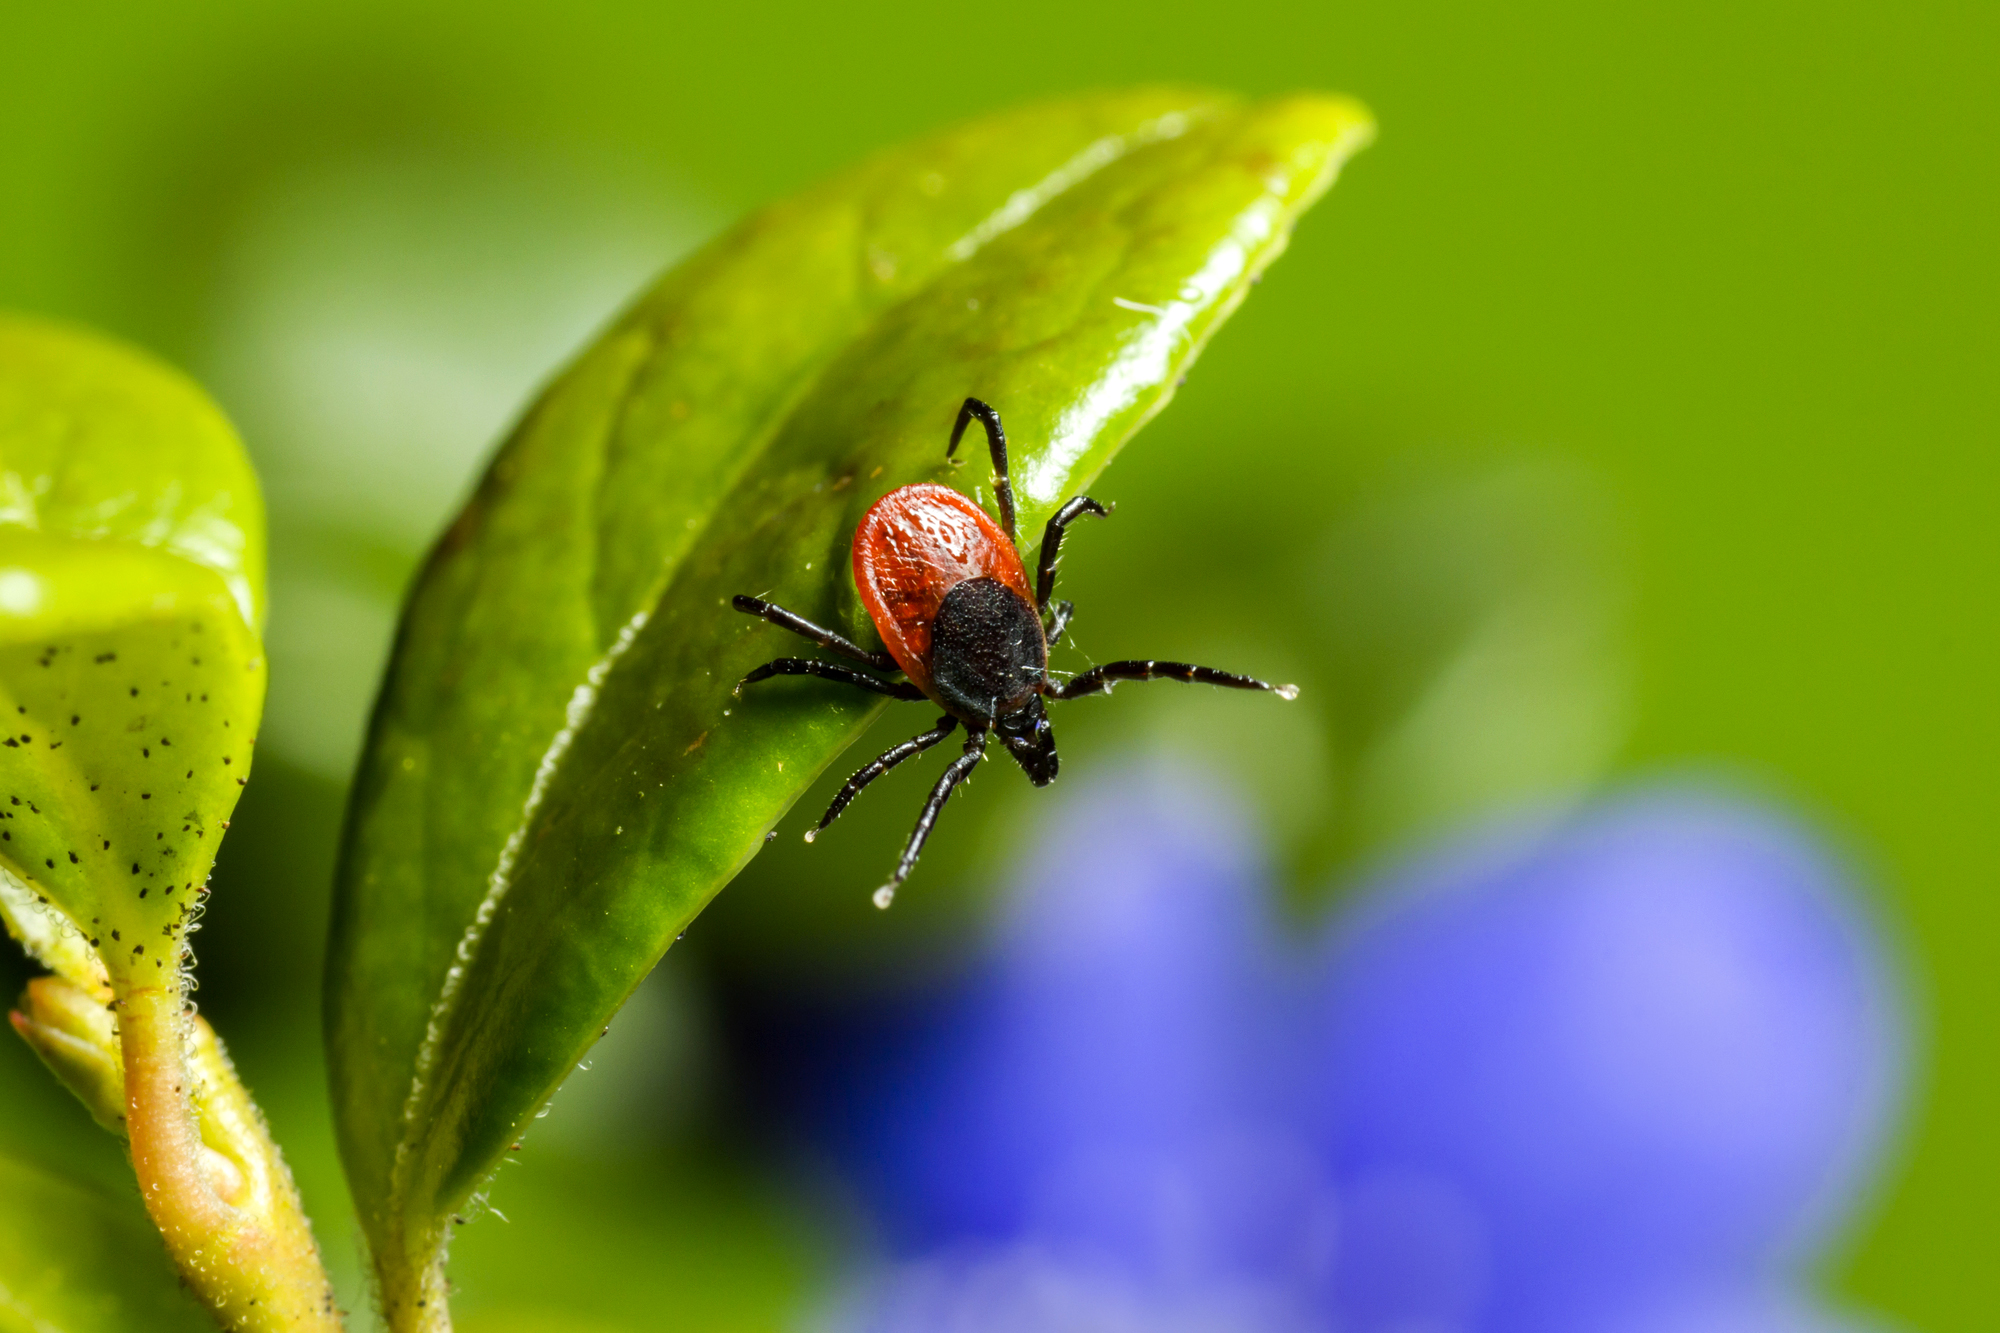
[0,315,265,994]
[0,1152,214,1333]
[326,88,1372,1316]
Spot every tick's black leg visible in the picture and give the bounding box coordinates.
[1049,660,1299,701]
[874,725,989,908]
[737,658,926,701]
[1035,495,1110,608]
[807,715,958,842]
[1043,598,1076,644]
[947,397,1016,540]
[733,594,898,671]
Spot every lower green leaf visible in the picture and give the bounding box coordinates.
[0,530,264,993]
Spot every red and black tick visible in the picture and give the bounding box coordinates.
[733,397,1296,907]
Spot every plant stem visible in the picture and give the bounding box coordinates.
[119,980,344,1331]
[378,1239,453,1333]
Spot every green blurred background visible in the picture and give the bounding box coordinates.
[1,2,1992,1329]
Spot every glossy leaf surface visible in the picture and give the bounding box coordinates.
[0,1153,214,1333]
[0,315,265,992]
[325,89,1373,1313]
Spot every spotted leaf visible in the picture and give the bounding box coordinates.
[0,315,265,996]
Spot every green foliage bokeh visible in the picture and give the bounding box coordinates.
[1,3,1991,1330]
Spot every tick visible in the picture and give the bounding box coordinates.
[734,397,1296,907]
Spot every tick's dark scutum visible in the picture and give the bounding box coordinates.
[927,576,1046,720]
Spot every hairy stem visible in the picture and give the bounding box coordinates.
[378,1240,452,1333]
[118,980,343,1331]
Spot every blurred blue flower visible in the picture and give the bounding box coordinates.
[788,768,1905,1333]
[1310,792,1902,1333]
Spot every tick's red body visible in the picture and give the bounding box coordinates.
[733,397,1292,907]
[853,482,1039,703]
